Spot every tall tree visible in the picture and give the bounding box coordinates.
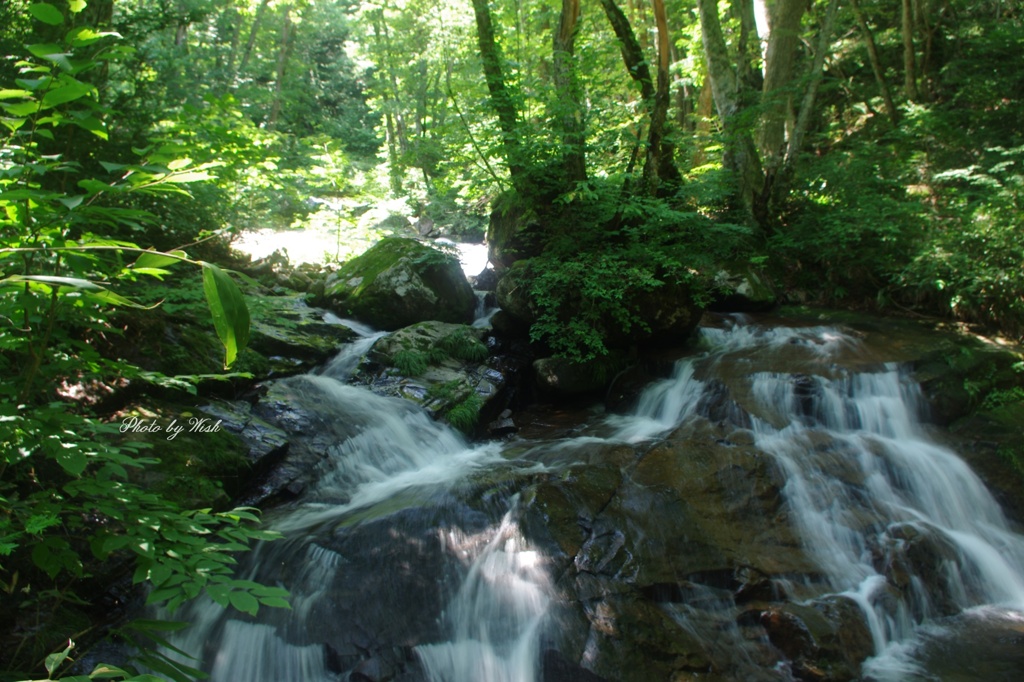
[471,0,528,191]
[696,0,765,222]
[850,0,901,126]
[552,0,586,184]
[758,0,808,179]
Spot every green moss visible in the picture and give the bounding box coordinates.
[382,323,489,376]
[332,237,454,299]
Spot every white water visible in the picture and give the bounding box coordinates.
[164,325,550,682]
[165,316,1024,680]
[416,500,551,682]
[612,319,1024,678]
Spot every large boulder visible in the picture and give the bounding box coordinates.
[324,238,475,330]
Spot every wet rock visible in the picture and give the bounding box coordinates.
[248,294,356,374]
[198,399,289,473]
[894,608,1024,682]
[760,597,874,682]
[522,417,824,681]
[533,354,629,398]
[486,191,545,269]
[880,522,968,617]
[323,238,475,330]
[571,595,713,682]
[487,416,517,437]
[542,648,608,682]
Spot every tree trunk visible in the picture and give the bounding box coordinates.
[552,0,587,184]
[786,0,839,166]
[598,0,678,195]
[471,0,528,192]
[850,0,900,126]
[902,0,919,101]
[758,0,806,172]
[732,0,763,91]
[267,5,292,129]
[238,0,270,78]
[597,0,653,101]
[696,0,765,224]
[643,0,679,195]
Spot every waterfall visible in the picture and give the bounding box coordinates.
[161,315,1024,680]
[162,325,550,682]
[614,319,1024,679]
[416,500,551,682]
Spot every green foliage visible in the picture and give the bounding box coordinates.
[525,181,749,361]
[393,348,429,376]
[770,145,926,302]
[982,386,1024,412]
[389,327,488,376]
[0,10,278,678]
[899,144,1024,334]
[15,639,165,682]
[446,393,483,433]
[436,328,488,363]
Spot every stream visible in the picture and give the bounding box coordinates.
[163,314,1024,681]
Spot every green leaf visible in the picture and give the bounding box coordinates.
[45,645,73,676]
[41,81,93,107]
[228,590,259,616]
[81,287,158,309]
[73,114,107,139]
[0,88,32,99]
[56,449,87,476]
[68,0,86,13]
[258,597,291,609]
[58,194,85,209]
[166,170,215,183]
[200,263,250,369]
[87,663,134,680]
[1,101,40,117]
[0,274,100,290]
[133,249,187,269]
[27,42,65,58]
[67,27,116,47]
[25,513,61,534]
[29,3,64,25]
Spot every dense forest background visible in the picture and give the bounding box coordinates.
[1,0,1022,679]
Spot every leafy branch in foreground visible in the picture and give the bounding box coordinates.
[1,5,278,680]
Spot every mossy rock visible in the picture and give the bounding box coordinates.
[486,190,545,269]
[247,293,356,371]
[533,353,629,397]
[497,258,703,353]
[352,321,504,433]
[324,237,475,330]
[710,263,777,312]
[117,402,251,507]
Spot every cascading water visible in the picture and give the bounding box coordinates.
[604,319,1024,679]
[161,314,1024,681]
[161,322,551,682]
